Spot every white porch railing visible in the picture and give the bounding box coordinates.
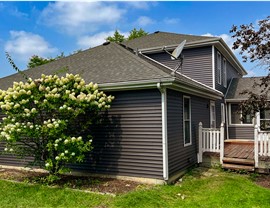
[254,125,270,167]
[198,122,224,164]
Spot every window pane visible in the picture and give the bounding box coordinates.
[242,114,252,124]
[260,109,270,119]
[184,98,190,120]
[184,121,191,144]
[261,120,270,130]
[231,104,241,124]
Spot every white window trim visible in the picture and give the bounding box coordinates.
[223,58,227,87]
[183,96,192,147]
[210,101,216,128]
[228,103,254,126]
[217,52,221,85]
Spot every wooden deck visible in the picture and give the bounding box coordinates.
[224,140,254,160]
[223,140,255,171]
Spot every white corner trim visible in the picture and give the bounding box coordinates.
[212,45,215,89]
[157,83,168,181]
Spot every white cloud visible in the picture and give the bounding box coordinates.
[125,2,156,10]
[136,16,155,27]
[201,32,239,53]
[4,31,58,62]
[163,17,180,25]
[39,2,125,35]
[77,31,129,49]
[9,8,28,18]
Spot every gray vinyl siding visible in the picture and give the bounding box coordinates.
[167,89,210,177]
[215,48,242,94]
[228,126,254,140]
[70,89,163,179]
[148,46,213,87]
[0,89,163,179]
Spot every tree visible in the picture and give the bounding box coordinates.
[27,53,65,69]
[0,73,114,176]
[106,30,125,43]
[127,28,148,40]
[106,28,148,43]
[230,16,270,118]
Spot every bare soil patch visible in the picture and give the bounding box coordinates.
[0,168,151,195]
[255,174,270,189]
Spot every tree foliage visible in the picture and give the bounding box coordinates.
[127,28,148,40]
[106,28,148,43]
[106,30,125,43]
[0,74,114,175]
[230,16,270,120]
[27,53,65,69]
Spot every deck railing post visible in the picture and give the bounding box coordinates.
[254,124,259,168]
[220,123,224,164]
[198,122,203,163]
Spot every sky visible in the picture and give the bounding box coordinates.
[0,1,269,78]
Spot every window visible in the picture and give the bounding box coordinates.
[221,103,225,123]
[183,96,191,146]
[217,52,221,84]
[260,108,270,130]
[210,101,216,128]
[229,104,252,125]
[223,58,227,87]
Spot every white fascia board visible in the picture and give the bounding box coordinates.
[138,38,220,54]
[225,98,248,102]
[99,78,174,91]
[170,83,223,100]
[215,39,247,76]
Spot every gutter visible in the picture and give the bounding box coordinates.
[157,82,169,181]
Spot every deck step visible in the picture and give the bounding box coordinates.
[222,163,255,172]
[223,157,255,165]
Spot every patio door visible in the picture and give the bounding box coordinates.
[210,101,216,128]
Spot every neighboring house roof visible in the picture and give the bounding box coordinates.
[226,77,265,100]
[122,31,218,50]
[0,41,222,99]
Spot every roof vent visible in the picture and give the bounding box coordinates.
[154,31,160,34]
[103,41,110,46]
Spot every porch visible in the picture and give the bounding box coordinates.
[198,123,270,172]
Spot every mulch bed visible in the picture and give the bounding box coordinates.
[254,174,270,189]
[0,168,151,195]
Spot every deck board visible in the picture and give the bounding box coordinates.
[224,142,254,160]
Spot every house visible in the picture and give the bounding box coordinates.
[0,31,268,183]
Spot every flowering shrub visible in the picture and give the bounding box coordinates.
[0,73,114,175]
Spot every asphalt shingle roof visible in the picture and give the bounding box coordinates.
[226,77,265,100]
[122,31,219,50]
[0,38,222,98]
[0,42,171,90]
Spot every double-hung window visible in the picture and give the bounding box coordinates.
[229,103,252,125]
[183,96,191,146]
[260,108,270,130]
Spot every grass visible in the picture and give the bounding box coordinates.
[0,180,112,208]
[1,168,270,208]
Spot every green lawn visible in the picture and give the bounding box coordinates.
[1,168,270,208]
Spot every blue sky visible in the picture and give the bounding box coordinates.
[0,1,269,78]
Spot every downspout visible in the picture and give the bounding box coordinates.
[157,82,168,181]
